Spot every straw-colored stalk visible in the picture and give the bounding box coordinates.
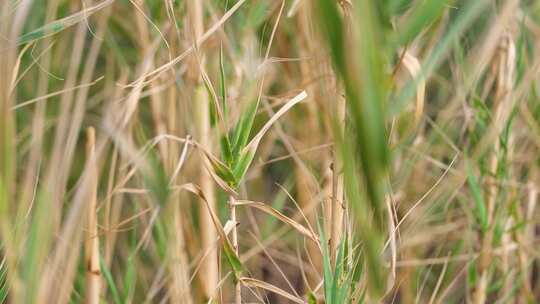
[473,32,515,304]
[330,95,346,263]
[18,0,59,220]
[518,182,537,302]
[1,0,26,301]
[85,127,101,304]
[187,0,219,299]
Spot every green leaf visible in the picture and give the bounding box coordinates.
[100,257,123,304]
[219,45,228,123]
[465,159,488,232]
[332,239,346,304]
[220,136,234,167]
[245,2,271,29]
[307,292,317,304]
[232,149,255,184]
[319,221,334,304]
[19,23,65,44]
[391,0,491,117]
[0,260,8,303]
[124,236,137,302]
[388,0,414,16]
[493,214,504,245]
[390,0,447,48]
[202,78,219,128]
[144,152,170,206]
[21,190,54,303]
[208,155,236,187]
[315,0,346,75]
[18,0,114,45]
[222,241,244,278]
[317,1,390,296]
[351,250,364,284]
[468,261,478,287]
[320,0,390,235]
[231,99,259,156]
[229,90,306,187]
[341,137,386,297]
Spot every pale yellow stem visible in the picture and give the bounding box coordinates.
[85,127,101,304]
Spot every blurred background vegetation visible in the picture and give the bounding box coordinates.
[1,0,540,303]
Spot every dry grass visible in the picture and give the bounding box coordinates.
[2,0,540,303]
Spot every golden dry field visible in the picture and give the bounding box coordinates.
[1,0,540,303]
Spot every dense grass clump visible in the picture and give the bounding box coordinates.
[1,0,540,303]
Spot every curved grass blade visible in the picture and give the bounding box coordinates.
[179,183,244,276]
[18,0,114,45]
[231,91,307,184]
[391,0,491,117]
[233,200,318,243]
[390,0,447,48]
[239,277,304,304]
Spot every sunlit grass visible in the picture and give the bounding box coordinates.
[1,0,540,303]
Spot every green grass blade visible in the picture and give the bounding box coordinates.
[124,233,138,303]
[222,241,244,278]
[307,292,317,304]
[144,152,170,206]
[390,0,491,117]
[315,0,346,75]
[465,159,488,232]
[100,257,122,304]
[318,221,334,303]
[207,154,236,187]
[0,259,8,303]
[231,149,255,185]
[203,80,219,128]
[18,0,114,45]
[332,239,346,304]
[317,0,389,297]
[342,140,386,297]
[231,99,259,156]
[220,135,234,166]
[220,45,228,123]
[390,0,447,48]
